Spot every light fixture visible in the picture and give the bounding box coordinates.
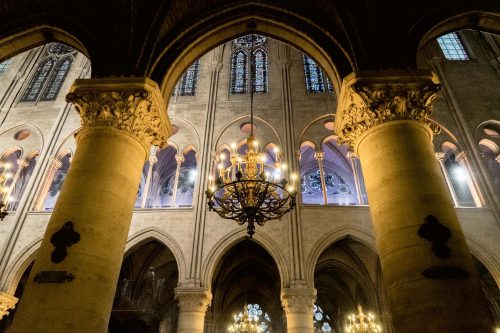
[228,304,261,333]
[345,305,382,333]
[0,162,12,221]
[205,34,296,238]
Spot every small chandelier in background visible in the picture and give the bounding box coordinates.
[205,34,297,238]
[345,305,382,333]
[228,304,261,333]
[0,162,13,221]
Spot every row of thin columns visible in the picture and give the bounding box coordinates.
[7,72,495,333]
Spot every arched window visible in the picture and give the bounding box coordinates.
[20,43,75,102]
[230,34,269,94]
[479,141,500,197]
[20,58,55,102]
[175,150,197,207]
[42,153,71,211]
[437,32,469,60]
[175,59,200,96]
[303,54,333,93]
[146,146,177,208]
[41,57,73,101]
[9,153,38,211]
[443,152,475,207]
[253,49,268,93]
[230,50,248,94]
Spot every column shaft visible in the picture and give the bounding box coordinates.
[281,288,316,333]
[175,287,212,333]
[9,78,171,333]
[358,121,492,332]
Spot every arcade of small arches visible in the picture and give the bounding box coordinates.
[0,3,498,333]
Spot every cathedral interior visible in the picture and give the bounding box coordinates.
[0,1,498,332]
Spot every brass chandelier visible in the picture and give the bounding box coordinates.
[206,34,297,238]
[345,305,382,333]
[228,304,261,333]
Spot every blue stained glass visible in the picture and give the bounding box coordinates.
[41,57,73,101]
[253,49,268,93]
[234,34,267,48]
[303,54,332,93]
[437,33,469,60]
[21,58,55,102]
[0,59,11,74]
[231,50,248,94]
[176,60,200,96]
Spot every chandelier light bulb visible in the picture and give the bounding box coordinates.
[3,162,11,169]
[4,173,12,179]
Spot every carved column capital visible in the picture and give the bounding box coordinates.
[335,71,441,152]
[281,288,316,314]
[435,152,446,161]
[313,151,324,161]
[0,291,18,319]
[48,157,63,169]
[17,159,29,168]
[66,78,172,150]
[175,155,185,164]
[455,151,468,162]
[175,287,212,313]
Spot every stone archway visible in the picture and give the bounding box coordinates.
[206,238,282,333]
[109,240,179,333]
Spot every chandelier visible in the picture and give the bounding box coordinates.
[0,162,12,221]
[205,34,296,238]
[345,305,382,333]
[228,304,261,333]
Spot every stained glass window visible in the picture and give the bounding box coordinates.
[313,305,333,332]
[253,49,268,93]
[230,34,268,94]
[0,59,11,74]
[41,57,73,101]
[233,304,272,333]
[303,54,333,93]
[175,60,200,96]
[48,44,74,55]
[437,33,469,60]
[20,58,55,102]
[231,50,248,94]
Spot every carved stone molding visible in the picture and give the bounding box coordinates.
[335,71,441,151]
[66,78,172,149]
[281,288,316,314]
[174,287,212,313]
[0,291,18,319]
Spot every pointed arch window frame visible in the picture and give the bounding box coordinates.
[174,59,201,96]
[303,54,333,93]
[20,43,76,103]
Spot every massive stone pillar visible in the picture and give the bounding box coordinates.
[281,288,316,333]
[9,78,171,333]
[335,71,493,332]
[175,287,212,333]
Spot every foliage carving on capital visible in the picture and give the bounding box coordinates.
[66,82,171,149]
[281,288,316,314]
[0,292,18,319]
[337,81,441,150]
[175,287,212,313]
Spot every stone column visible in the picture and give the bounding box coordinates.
[9,77,171,333]
[175,287,212,333]
[141,153,158,208]
[455,151,483,207]
[170,155,184,207]
[435,152,459,207]
[335,71,493,333]
[347,151,364,205]
[314,151,327,204]
[281,288,316,333]
[33,157,63,211]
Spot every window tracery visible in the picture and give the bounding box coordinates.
[20,43,76,103]
[303,54,333,93]
[175,60,200,96]
[437,32,469,60]
[313,305,333,332]
[230,34,268,94]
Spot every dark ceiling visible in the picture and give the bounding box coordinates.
[0,0,498,81]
